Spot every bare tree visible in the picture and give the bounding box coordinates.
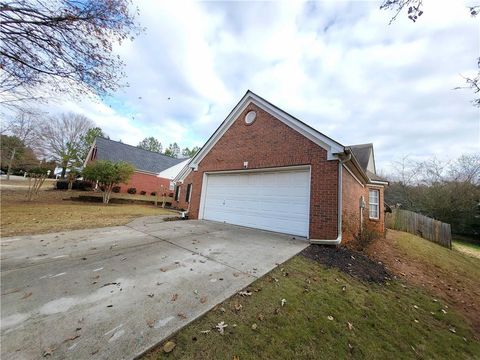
[37,113,94,178]
[380,0,480,107]
[4,109,41,147]
[0,0,141,108]
[448,153,480,184]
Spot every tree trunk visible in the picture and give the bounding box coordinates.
[61,164,67,179]
[6,148,16,181]
[104,184,113,205]
[68,180,73,191]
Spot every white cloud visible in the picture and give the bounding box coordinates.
[35,0,478,171]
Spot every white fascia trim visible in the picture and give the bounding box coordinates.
[369,181,388,186]
[190,92,344,169]
[83,139,96,167]
[173,163,193,183]
[343,164,365,188]
[201,164,311,176]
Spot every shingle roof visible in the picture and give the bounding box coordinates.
[348,143,373,172]
[94,137,185,174]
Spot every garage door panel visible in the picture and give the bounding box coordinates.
[202,169,310,237]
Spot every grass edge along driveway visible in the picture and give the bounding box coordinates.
[143,252,479,359]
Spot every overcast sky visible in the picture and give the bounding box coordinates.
[45,0,479,172]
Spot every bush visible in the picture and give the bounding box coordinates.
[56,180,92,191]
[127,187,136,194]
[140,190,147,195]
[150,191,157,196]
[353,221,383,251]
[112,186,121,193]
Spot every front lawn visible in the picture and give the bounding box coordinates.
[143,249,479,359]
[0,189,176,237]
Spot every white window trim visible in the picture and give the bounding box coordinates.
[174,185,181,202]
[369,189,379,220]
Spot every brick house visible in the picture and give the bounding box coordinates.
[172,91,388,245]
[84,137,186,195]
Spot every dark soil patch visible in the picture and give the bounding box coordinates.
[163,216,181,222]
[300,245,391,283]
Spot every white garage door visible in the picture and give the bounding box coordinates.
[201,168,310,237]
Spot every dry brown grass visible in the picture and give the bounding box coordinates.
[0,189,175,237]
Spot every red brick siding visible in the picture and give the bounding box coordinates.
[342,167,385,243]
[179,103,339,240]
[118,171,171,195]
[366,185,385,235]
[173,171,194,211]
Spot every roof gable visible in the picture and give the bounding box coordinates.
[348,143,376,174]
[93,137,185,174]
[189,90,345,169]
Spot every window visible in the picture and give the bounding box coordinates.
[369,189,379,219]
[185,183,192,203]
[174,185,181,201]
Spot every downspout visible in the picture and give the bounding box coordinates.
[310,150,352,245]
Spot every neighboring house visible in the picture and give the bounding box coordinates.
[84,137,186,194]
[172,90,388,245]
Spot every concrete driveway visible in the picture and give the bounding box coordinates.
[1,218,308,359]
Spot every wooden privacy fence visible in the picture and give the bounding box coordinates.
[386,209,452,249]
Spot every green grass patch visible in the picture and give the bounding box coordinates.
[143,255,480,359]
[453,239,480,259]
[393,232,480,287]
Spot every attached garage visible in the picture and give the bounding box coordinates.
[199,167,310,237]
[171,90,387,245]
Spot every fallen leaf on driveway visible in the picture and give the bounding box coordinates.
[63,334,80,342]
[200,296,207,304]
[147,293,154,298]
[216,321,228,334]
[43,346,55,357]
[163,341,176,353]
[160,268,167,272]
[21,292,32,299]
[177,313,187,320]
[2,288,20,296]
[171,293,178,302]
[146,319,154,328]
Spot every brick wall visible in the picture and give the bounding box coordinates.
[342,167,385,243]
[118,171,171,195]
[175,103,340,240]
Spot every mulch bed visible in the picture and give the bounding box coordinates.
[300,245,391,283]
